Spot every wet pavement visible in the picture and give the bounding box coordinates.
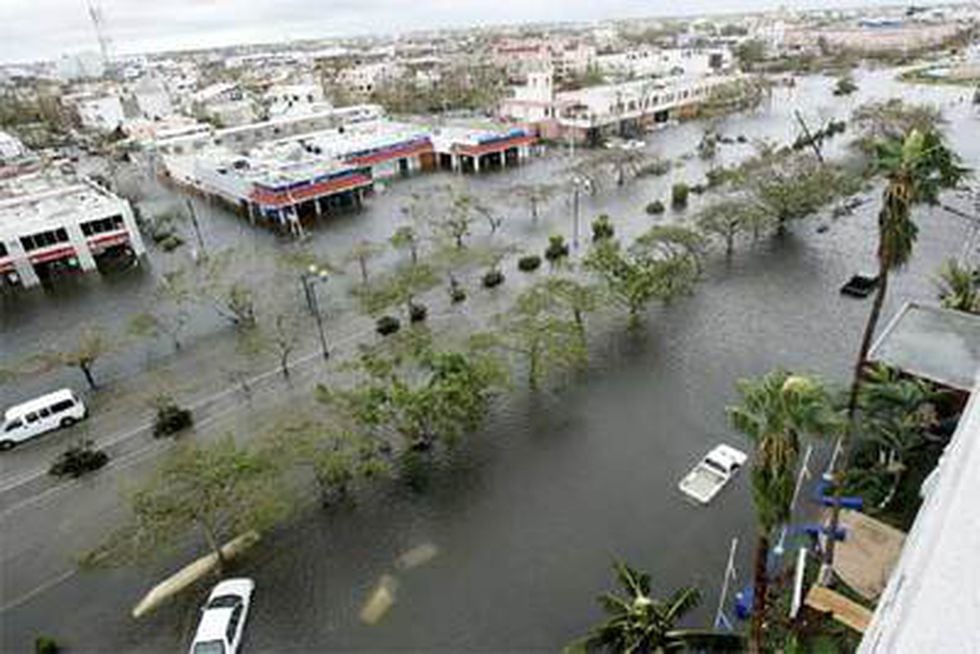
[1,67,978,651]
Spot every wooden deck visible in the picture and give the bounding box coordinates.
[805,585,873,633]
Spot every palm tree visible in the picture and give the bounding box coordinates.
[936,258,979,313]
[823,127,967,577]
[728,371,842,652]
[567,561,743,653]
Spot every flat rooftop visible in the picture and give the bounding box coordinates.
[556,73,735,107]
[0,174,125,234]
[868,301,980,391]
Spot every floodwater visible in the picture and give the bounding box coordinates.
[1,67,978,651]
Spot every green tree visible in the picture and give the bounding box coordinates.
[40,325,113,390]
[193,251,258,330]
[353,263,441,319]
[320,340,505,452]
[541,276,602,348]
[857,364,939,469]
[265,312,303,379]
[584,230,701,328]
[728,371,842,652]
[591,214,615,242]
[935,258,979,313]
[511,183,559,222]
[346,239,385,285]
[738,153,855,233]
[734,39,767,71]
[850,99,941,158]
[431,185,487,249]
[127,270,195,351]
[390,225,422,265]
[566,561,744,653]
[475,283,587,391]
[824,128,966,577]
[85,437,291,571]
[696,197,769,256]
[275,421,389,506]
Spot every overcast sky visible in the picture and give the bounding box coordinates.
[0,0,948,64]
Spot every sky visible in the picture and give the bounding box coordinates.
[0,0,951,64]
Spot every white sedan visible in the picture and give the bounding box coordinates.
[189,578,255,654]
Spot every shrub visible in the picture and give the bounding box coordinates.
[645,200,665,215]
[591,215,615,242]
[482,270,505,288]
[49,441,109,479]
[159,234,184,252]
[517,255,542,272]
[152,401,193,438]
[544,235,570,263]
[671,183,689,208]
[449,277,467,303]
[376,315,401,336]
[637,160,671,177]
[35,636,60,654]
[409,302,428,323]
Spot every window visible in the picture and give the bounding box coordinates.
[39,408,51,418]
[81,216,125,237]
[4,420,22,432]
[20,228,69,252]
[25,412,39,423]
[192,642,224,654]
[0,242,7,258]
[226,605,243,643]
[51,400,75,414]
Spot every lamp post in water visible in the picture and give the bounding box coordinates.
[300,264,330,360]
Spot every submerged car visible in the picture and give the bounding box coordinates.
[189,578,255,654]
[678,444,747,505]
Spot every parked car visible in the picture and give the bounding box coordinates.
[1,389,87,450]
[678,444,747,505]
[189,578,255,654]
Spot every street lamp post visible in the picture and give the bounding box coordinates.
[300,265,330,360]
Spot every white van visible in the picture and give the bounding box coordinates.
[1,389,87,450]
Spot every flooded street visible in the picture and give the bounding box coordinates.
[1,67,978,651]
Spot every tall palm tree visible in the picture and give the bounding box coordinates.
[823,127,967,577]
[728,371,842,653]
[566,561,743,653]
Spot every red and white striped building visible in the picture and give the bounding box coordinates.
[0,174,145,289]
[158,108,536,235]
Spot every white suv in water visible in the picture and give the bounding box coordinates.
[189,578,255,654]
[1,389,87,450]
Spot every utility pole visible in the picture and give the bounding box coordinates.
[86,0,112,75]
[794,110,824,164]
[185,199,207,260]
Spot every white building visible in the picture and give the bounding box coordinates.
[132,75,174,121]
[493,38,596,82]
[0,174,145,289]
[264,83,327,118]
[501,71,739,143]
[596,47,732,80]
[68,93,125,132]
[0,131,27,163]
[337,62,405,96]
[55,52,105,81]
[858,303,980,652]
[156,107,534,235]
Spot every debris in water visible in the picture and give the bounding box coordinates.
[395,543,439,571]
[359,574,398,625]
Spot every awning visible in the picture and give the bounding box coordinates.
[868,301,980,391]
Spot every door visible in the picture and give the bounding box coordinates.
[23,411,46,439]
